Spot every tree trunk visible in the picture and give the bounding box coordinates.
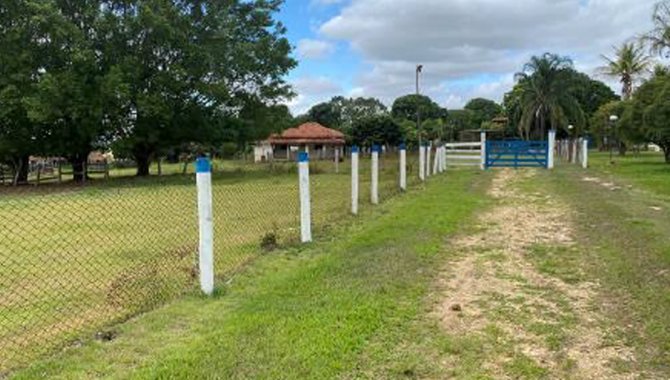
[70,154,88,183]
[618,142,627,156]
[136,154,151,176]
[12,155,30,185]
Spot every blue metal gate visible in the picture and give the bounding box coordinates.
[485,140,548,168]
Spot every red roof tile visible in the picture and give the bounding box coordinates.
[269,122,345,144]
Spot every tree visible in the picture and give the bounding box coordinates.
[590,101,636,154]
[464,98,502,128]
[643,1,670,58]
[446,109,477,141]
[350,115,403,147]
[391,94,446,141]
[307,101,342,130]
[104,0,296,176]
[515,53,585,140]
[0,0,62,184]
[623,72,670,162]
[306,96,387,136]
[600,42,651,100]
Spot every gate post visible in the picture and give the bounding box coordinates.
[548,129,556,169]
[480,131,487,170]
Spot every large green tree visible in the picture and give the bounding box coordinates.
[306,96,387,136]
[464,98,502,128]
[100,0,296,176]
[391,94,446,141]
[622,71,670,162]
[514,53,585,140]
[350,115,403,147]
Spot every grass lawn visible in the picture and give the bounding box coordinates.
[0,154,416,373]
[588,150,670,199]
[10,169,490,379]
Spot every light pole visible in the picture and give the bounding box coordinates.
[416,64,423,147]
[608,115,618,164]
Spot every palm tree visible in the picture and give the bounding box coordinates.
[643,1,670,58]
[600,42,651,100]
[515,53,584,140]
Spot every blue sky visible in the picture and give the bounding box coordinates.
[275,0,658,115]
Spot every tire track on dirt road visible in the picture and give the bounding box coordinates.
[435,168,636,379]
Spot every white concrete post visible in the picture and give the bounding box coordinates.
[426,142,432,177]
[432,144,440,175]
[371,145,379,205]
[399,143,407,191]
[334,146,340,174]
[195,157,214,295]
[351,146,359,215]
[440,146,446,172]
[480,131,487,170]
[571,139,578,164]
[298,152,312,243]
[419,143,426,181]
[548,129,556,169]
[582,138,588,169]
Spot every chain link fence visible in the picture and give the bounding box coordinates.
[0,146,445,373]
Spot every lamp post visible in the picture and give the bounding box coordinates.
[416,64,423,147]
[608,115,618,164]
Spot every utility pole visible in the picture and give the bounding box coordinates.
[416,64,423,147]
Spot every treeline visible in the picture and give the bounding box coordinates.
[0,0,296,182]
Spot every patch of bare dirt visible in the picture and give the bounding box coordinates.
[435,169,635,379]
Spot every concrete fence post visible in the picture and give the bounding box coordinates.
[196,157,214,295]
[571,139,578,164]
[371,145,379,205]
[419,143,426,181]
[334,147,340,174]
[548,129,556,169]
[298,152,312,243]
[480,131,487,170]
[582,138,589,169]
[351,146,359,215]
[399,143,407,191]
[426,142,432,177]
[432,144,440,175]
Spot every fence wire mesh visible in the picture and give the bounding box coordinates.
[0,146,445,372]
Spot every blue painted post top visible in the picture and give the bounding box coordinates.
[298,151,309,162]
[351,145,359,153]
[399,143,406,150]
[372,145,381,153]
[195,157,211,173]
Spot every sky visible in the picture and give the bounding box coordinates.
[277,0,660,115]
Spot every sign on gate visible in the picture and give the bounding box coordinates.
[485,140,549,168]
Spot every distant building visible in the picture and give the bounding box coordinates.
[254,122,346,162]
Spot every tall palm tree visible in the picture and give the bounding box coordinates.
[643,1,670,58]
[600,42,651,100]
[515,53,584,140]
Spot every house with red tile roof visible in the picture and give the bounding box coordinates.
[254,122,346,162]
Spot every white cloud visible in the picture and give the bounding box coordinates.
[296,39,336,60]
[288,76,342,114]
[316,0,658,108]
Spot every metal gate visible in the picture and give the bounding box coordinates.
[485,140,549,168]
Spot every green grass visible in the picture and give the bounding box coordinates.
[0,154,419,373]
[588,150,670,199]
[10,170,490,379]
[524,160,670,375]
